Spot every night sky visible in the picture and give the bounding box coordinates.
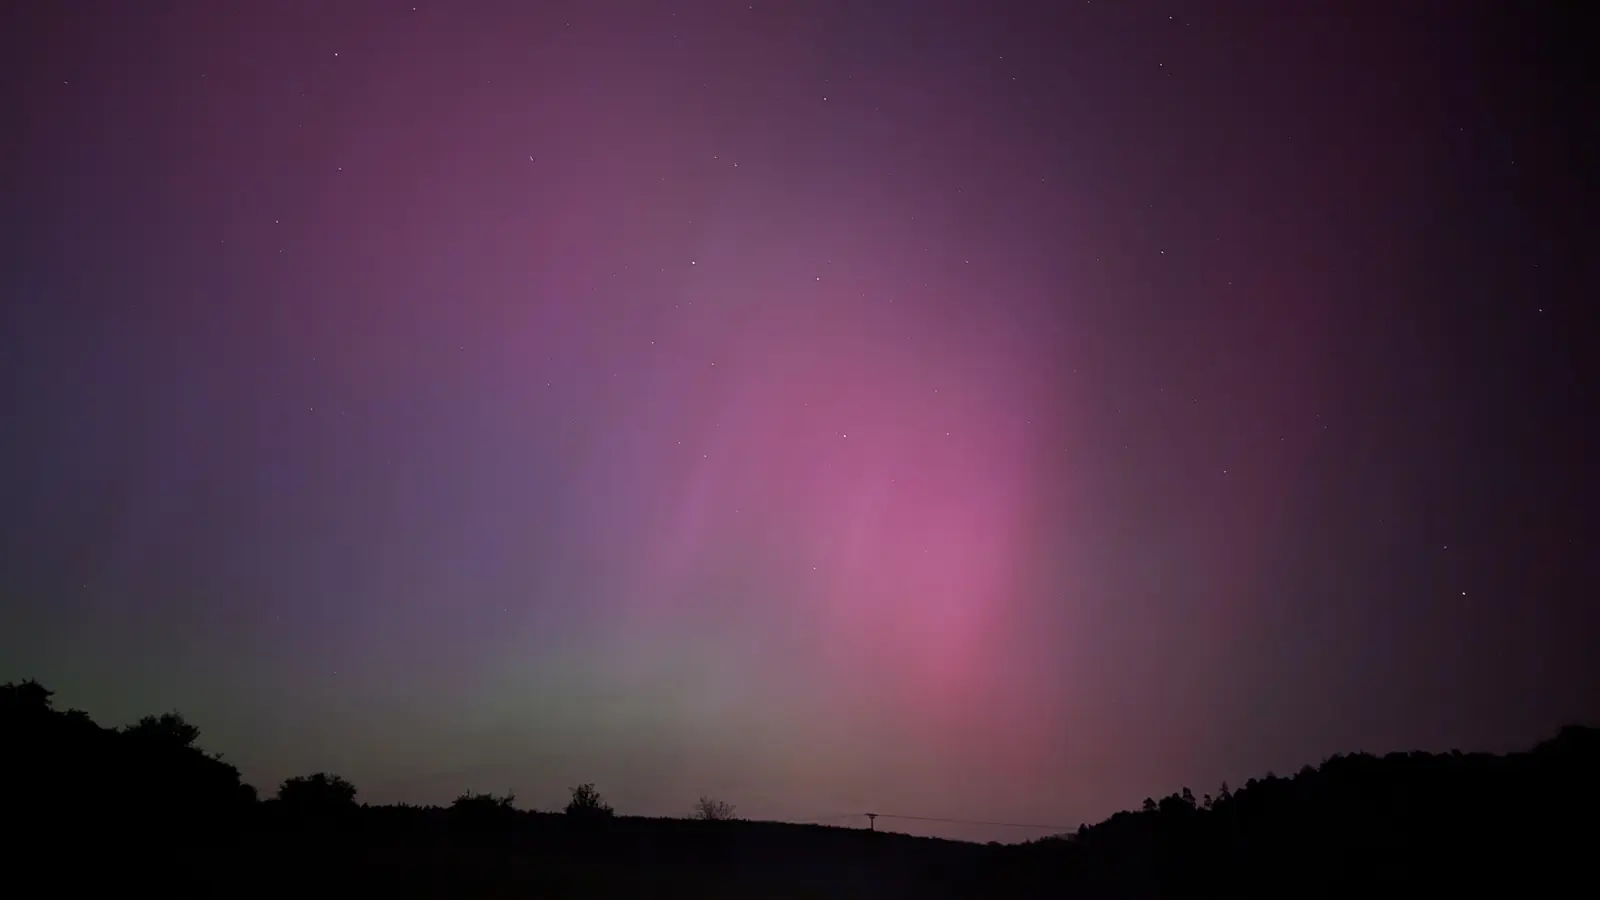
[2,2,1594,841]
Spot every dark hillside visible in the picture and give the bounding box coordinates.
[4,679,1595,897]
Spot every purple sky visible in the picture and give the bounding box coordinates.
[2,2,1594,840]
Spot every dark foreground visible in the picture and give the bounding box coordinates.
[5,680,1597,897]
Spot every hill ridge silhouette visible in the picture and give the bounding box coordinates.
[5,678,1595,897]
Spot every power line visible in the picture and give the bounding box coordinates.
[332,764,1079,833]
[780,811,1072,832]
[859,812,1073,831]
[788,813,865,825]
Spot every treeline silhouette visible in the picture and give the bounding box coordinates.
[4,678,1595,897]
[1001,724,1600,896]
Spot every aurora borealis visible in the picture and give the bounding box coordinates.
[2,1,1593,840]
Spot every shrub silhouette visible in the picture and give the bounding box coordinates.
[448,790,521,829]
[564,782,614,818]
[693,795,738,821]
[2,678,56,716]
[122,711,202,748]
[277,772,359,820]
[452,790,517,813]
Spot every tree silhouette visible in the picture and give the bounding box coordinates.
[277,772,358,815]
[122,712,202,748]
[564,782,614,818]
[693,796,738,821]
[449,790,520,829]
[452,790,517,813]
[3,679,254,831]
[0,678,54,713]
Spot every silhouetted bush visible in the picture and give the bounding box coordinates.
[694,795,738,821]
[564,781,614,818]
[122,711,202,748]
[275,771,360,825]
[447,790,521,831]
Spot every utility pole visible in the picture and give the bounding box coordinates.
[866,813,877,831]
